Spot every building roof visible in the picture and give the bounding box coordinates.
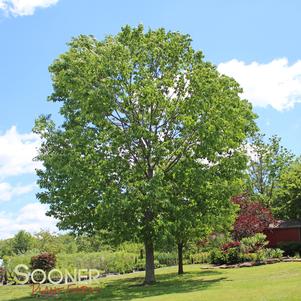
[269,220,301,229]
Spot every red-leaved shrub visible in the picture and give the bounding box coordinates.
[30,252,56,272]
[222,241,240,253]
[232,194,275,240]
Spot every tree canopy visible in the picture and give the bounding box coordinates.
[246,134,294,207]
[34,25,257,283]
[273,159,301,219]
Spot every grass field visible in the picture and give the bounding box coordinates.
[1,263,301,301]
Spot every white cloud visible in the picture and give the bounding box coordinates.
[0,182,35,202]
[0,0,58,16]
[0,203,58,239]
[0,126,42,179]
[218,58,301,111]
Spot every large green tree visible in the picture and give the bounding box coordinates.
[34,25,256,284]
[273,159,301,219]
[246,134,294,207]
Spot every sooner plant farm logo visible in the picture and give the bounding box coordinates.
[13,264,101,297]
[14,264,101,285]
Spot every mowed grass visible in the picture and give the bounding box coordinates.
[1,263,301,301]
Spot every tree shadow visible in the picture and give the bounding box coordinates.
[6,269,226,301]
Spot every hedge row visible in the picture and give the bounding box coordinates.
[3,251,179,275]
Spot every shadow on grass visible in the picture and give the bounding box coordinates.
[8,269,226,301]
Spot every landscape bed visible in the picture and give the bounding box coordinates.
[1,262,301,301]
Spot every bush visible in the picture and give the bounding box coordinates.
[134,259,145,271]
[277,241,301,257]
[190,252,210,264]
[222,241,240,252]
[30,252,56,272]
[240,233,268,253]
[226,248,242,264]
[104,251,136,273]
[155,252,177,266]
[240,253,258,262]
[264,248,283,259]
[209,248,226,265]
[232,195,274,239]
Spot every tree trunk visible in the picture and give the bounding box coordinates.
[144,239,156,284]
[178,241,184,275]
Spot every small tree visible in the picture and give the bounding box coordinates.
[232,194,274,240]
[166,156,242,275]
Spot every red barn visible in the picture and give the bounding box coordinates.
[265,220,301,247]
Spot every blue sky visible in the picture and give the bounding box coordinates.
[0,0,301,238]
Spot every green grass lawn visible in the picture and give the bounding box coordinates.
[1,263,301,301]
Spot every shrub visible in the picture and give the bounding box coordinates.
[209,248,226,265]
[210,241,242,265]
[222,241,240,252]
[57,251,138,274]
[264,248,284,259]
[30,252,56,272]
[134,259,145,271]
[190,252,210,264]
[241,253,258,262]
[255,249,268,261]
[277,241,301,257]
[155,252,177,266]
[232,195,274,239]
[226,248,242,264]
[104,251,136,274]
[240,233,268,253]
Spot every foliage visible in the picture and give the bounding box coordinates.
[219,241,242,264]
[0,231,111,259]
[246,134,294,207]
[273,159,301,219]
[209,248,226,265]
[196,233,232,251]
[3,253,34,272]
[240,233,268,253]
[277,241,301,257]
[117,242,144,256]
[33,231,78,254]
[240,252,258,262]
[33,25,256,283]
[154,252,177,266]
[4,250,181,280]
[264,248,284,259]
[189,252,210,264]
[222,241,240,252]
[0,238,14,258]
[30,252,56,272]
[12,231,34,255]
[225,248,242,264]
[61,251,176,273]
[232,194,274,239]
[209,233,279,265]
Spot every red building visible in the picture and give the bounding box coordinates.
[265,220,301,247]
